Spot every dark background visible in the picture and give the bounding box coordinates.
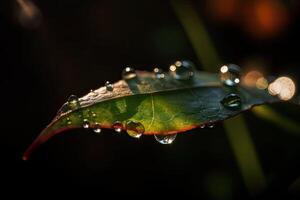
[1,0,300,199]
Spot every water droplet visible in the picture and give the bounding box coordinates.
[93,123,101,133]
[90,90,98,98]
[169,60,195,80]
[105,81,114,91]
[66,117,72,125]
[122,67,137,80]
[83,119,90,129]
[154,134,177,144]
[221,93,242,110]
[92,112,97,118]
[153,68,165,79]
[126,120,145,138]
[220,64,241,86]
[200,124,205,128]
[68,95,80,110]
[113,121,123,133]
[208,124,215,128]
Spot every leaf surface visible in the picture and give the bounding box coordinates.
[23,70,279,160]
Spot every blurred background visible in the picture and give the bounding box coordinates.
[1,0,300,199]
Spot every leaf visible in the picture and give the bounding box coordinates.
[23,70,279,160]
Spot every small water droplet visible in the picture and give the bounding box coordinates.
[122,67,137,80]
[105,81,114,91]
[92,112,97,118]
[113,121,123,133]
[68,94,80,110]
[83,119,90,129]
[154,134,177,144]
[220,64,241,86]
[93,123,101,133]
[221,93,242,110]
[208,124,215,128]
[90,90,98,98]
[126,120,145,138]
[169,60,195,80]
[200,124,205,128]
[66,117,72,125]
[153,68,165,79]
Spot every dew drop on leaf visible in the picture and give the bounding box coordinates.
[105,81,114,92]
[153,68,165,79]
[169,60,195,80]
[126,120,145,138]
[207,123,215,128]
[220,64,241,86]
[221,93,242,110]
[83,119,90,129]
[93,123,101,133]
[112,121,123,133]
[90,90,99,98]
[68,94,80,110]
[154,134,177,144]
[122,67,137,80]
[66,117,72,125]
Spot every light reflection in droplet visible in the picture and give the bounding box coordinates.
[169,65,176,72]
[268,76,296,100]
[220,65,228,73]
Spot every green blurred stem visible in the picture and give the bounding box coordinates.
[252,105,300,135]
[171,0,266,194]
[170,0,221,70]
[224,116,266,193]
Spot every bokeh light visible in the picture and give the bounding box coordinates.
[268,76,296,100]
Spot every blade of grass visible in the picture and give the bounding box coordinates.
[170,0,221,70]
[170,0,266,194]
[224,116,266,193]
[252,105,300,135]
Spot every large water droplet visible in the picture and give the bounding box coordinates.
[154,134,177,144]
[113,121,123,133]
[200,124,205,128]
[122,67,137,80]
[153,68,165,79]
[221,93,242,110]
[93,123,101,133]
[170,60,195,80]
[220,64,241,86]
[68,95,80,110]
[105,81,114,91]
[126,120,145,138]
[83,119,90,129]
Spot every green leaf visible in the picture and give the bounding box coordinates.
[23,70,279,160]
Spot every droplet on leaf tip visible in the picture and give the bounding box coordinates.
[67,94,80,110]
